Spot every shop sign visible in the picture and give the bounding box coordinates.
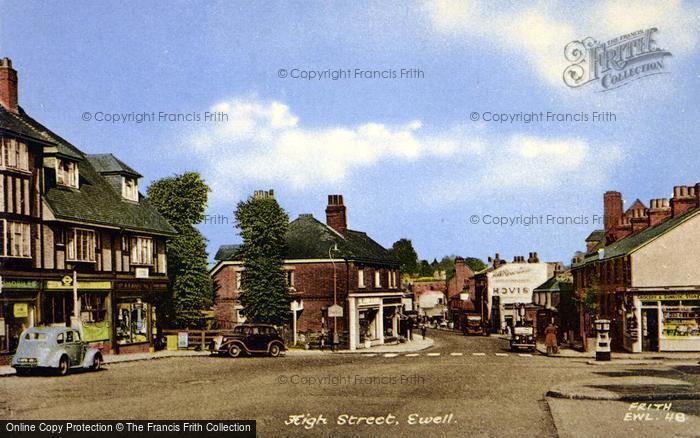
[46,280,111,290]
[0,280,40,290]
[14,303,29,318]
[639,293,700,302]
[357,297,381,306]
[328,304,343,318]
[488,263,549,305]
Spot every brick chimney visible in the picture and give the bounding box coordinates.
[326,194,347,235]
[648,198,671,227]
[613,217,632,241]
[253,189,275,199]
[0,58,18,113]
[630,207,649,234]
[671,186,696,217]
[604,191,623,236]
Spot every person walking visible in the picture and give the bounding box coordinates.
[420,322,427,340]
[319,327,327,351]
[545,321,558,356]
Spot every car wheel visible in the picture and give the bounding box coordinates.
[91,354,102,371]
[269,344,281,357]
[57,356,69,376]
[227,344,242,358]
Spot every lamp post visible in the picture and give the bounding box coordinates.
[329,243,339,350]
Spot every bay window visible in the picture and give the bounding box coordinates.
[66,228,96,262]
[1,219,31,257]
[56,158,79,188]
[130,236,153,265]
[0,137,29,171]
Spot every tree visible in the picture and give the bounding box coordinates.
[389,238,418,275]
[464,257,488,272]
[418,260,433,277]
[235,194,290,325]
[147,172,213,329]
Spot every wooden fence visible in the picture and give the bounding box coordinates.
[161,329,229,351]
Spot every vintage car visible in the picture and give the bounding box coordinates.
[462,314,486,336]
[509,322,536,352]
[210,324,285,358]
[11,326,103,376]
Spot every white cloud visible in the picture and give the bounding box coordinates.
[187,98,620,205]
[423,0,699,86]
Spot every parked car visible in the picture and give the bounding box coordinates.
[509,322,536,352]
[462,314,487,336]
[210,324,285,358]
[11,326,103,376]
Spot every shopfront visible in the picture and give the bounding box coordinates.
[112,280,166,354]
[0,279,39,357]
[347,292,403,350]
[622,293,700,352]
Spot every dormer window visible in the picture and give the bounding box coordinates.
[56,158,79,188]
[0,137,29,171]
[123,176,139,202]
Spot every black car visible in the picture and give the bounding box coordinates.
[210,324,285,358]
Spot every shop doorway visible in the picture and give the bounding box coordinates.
[642,309,659,352]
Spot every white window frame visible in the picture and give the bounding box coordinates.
[66,228,96,262]
[235,270,242,291]
[285,270,295,288]
[358,268,365,288]
[0,138,29,172]
[375,270,381,288]
[1,219,31,258]
[130,236,153,266]
[122,176,139,202]
[56,158,79,188]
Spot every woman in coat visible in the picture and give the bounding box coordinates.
[544,322,558,356]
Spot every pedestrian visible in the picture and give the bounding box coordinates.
[545,321,558,356]
[319,327,326,351]
[420,322,427,339]
[406,317,414,341]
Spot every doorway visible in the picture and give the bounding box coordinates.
[642,309,659,352]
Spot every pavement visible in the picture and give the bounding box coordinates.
[0,336,434,376]
[535,340,700,362]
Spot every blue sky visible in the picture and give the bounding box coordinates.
[2,1,699,265]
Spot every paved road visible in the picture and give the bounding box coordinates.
[1,329,698,437]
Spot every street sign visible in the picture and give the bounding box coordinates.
[328,304,343,318]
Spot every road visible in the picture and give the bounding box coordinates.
[2,329,699,437]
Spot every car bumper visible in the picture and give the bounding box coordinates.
[510,343,535,349]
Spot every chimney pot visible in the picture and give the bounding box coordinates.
[325,194,347,235]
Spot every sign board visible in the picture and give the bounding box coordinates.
[178,331,189,349]
[135,267,150,279]
[14,303,29,318]
[487,263,549,305]
[328,304,343,318]
[1,280,40,290]
[639,293,700,302]
[46,280,111,290]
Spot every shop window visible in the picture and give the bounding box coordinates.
[130,236,153,265]
[661,301,700,338]
[1,220,31,257]
[43,294,73,325]
[80,293,107,322]
[56,158,79,188]
[0,137,29,171]
[66,228,96,262]
[116,301,149,344]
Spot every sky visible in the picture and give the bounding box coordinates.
[1,1,699,266]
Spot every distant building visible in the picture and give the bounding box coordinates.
[211,194,402,350]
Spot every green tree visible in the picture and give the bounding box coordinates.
[464,257,488,272]
[389,238,418,275]
[418,259,433,277]
[235,194,290,325]
[147,172,213,329]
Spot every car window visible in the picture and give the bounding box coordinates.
[66,331,74,343]
[25,332,48,341]
[73,331,81,341]
[251,327,260,335]
[57,333,65,344]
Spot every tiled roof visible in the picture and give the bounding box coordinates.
[87,154,143,177]
[1,105,176,236]
[215,214,397,266]
[575,207,700,267]
[534,276,573,293]
[585,229,605,242]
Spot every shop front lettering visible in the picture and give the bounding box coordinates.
[493,287,531,295]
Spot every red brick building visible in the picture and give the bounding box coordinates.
[573,183,700,352]
[210,194,402,350]
[447,258,477,329]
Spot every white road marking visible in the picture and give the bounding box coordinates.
[427,353,441,357]
[518,353,533,357]
[472,353,486,356]
[383,353,398,358]
[405,353,420,357]
[450,352,463,356]
[363,354,377,357]
[495,353,508,357]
